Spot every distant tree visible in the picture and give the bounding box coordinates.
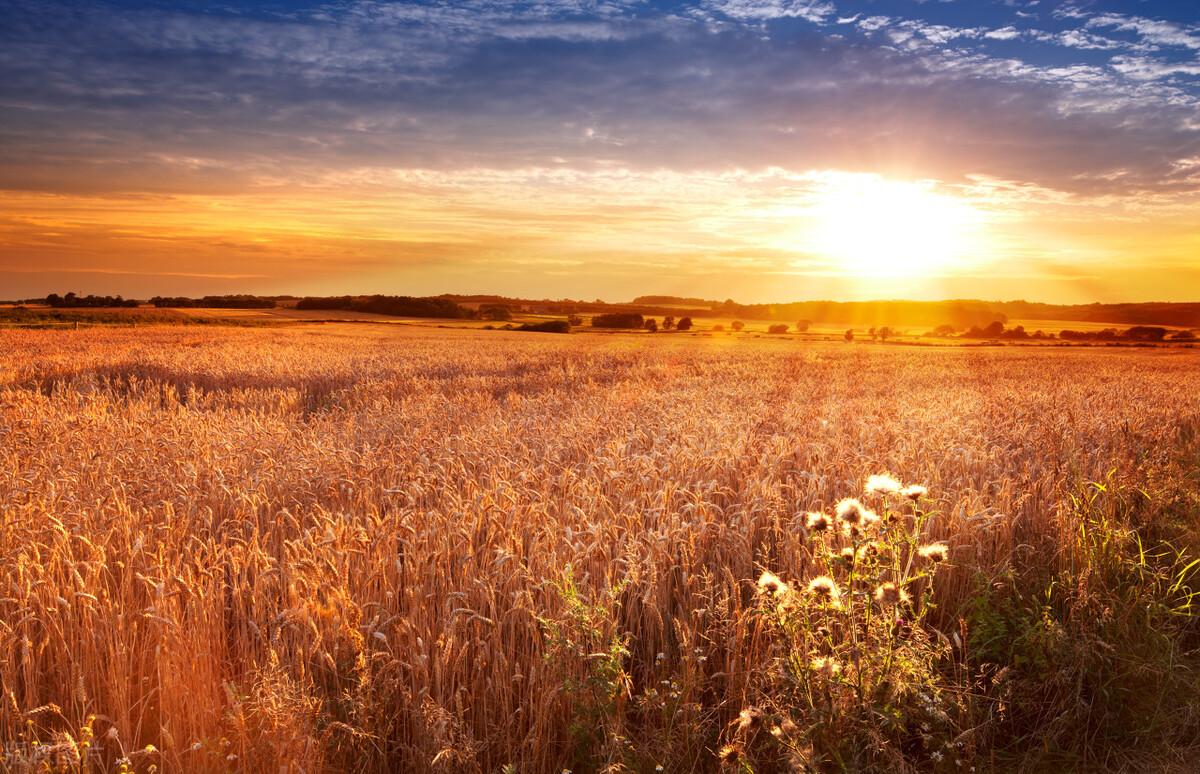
[929,324,957,337]
[877,326,892,341]
[796,319,811,332]
[479,304,513,321]
[869,327,877,341]
[732,321,745,332]
[567,314,583,326]
[662,315,676,331]
[677,316,693,331]
[965,321,1006,339]
[47,291,139,308]
[1124,325,1168,342]
[711,324,725,332]
[1168,329,1197,341]
[844,329,855,343]
[644,318,658,332]
[591,312,645,329]
[1000,325,1029,340]
[768,323,789,334]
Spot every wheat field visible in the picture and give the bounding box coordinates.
[2,324,1199,772]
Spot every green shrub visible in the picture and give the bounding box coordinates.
[517,320,571,333]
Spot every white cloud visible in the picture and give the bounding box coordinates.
[856,16,890,32]
[702,0,835,23]
[1110,55,1200,81]
[1087,14,1200,51]
[985,26,1021,41]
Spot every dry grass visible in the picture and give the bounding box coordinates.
[1,324,1198,772]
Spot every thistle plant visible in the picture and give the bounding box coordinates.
[726,476,964,771]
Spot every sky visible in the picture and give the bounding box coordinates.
[1,0,1199,303]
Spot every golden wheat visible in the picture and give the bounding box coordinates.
[0,324,1197,771]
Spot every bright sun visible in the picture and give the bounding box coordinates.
[807,175,984,278]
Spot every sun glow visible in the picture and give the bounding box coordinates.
[807,175,986,278]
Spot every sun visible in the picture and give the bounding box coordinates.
[806,174,984,278]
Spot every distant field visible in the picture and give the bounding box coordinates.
[3,324,1199,772]
[177,306,404,322]
[2,305,1191,342]
[0,305,193,327]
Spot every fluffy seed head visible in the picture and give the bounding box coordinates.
[865,473,902,495]
[756,571,790,597]
[805,511,831,532]
[918,542,949,563]
[810,656,842,679]
[873,582,909,606]
[901,484,928,501]
[807,576,841,601]
[835,498,866,526]
[736,707,764,733]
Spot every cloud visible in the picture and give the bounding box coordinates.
[0,0,1197,204]
[702,0,835,23]
[984,26,1021,41]
[1110,55,1200,81]
[1087,13,1200,51]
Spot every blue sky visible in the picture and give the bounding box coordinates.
[1,0,1199,301]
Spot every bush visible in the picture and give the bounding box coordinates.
[479,304,513,321]
[676,317,693,331]
[1124,326,1168,342]
[591,313,645,329]
[517,320,570,333]
[732,321,745,331]
[964,321,1006,339]
[767,324,789,334]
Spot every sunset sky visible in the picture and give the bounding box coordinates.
[2,0,1199,303]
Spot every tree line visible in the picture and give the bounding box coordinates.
[927,321,1194,342]
[40,292,139,308]
[295,295,474,319]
